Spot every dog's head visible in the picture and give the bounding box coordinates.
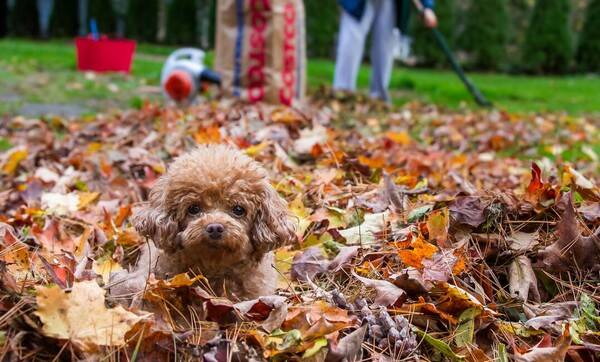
[133,145,295,268]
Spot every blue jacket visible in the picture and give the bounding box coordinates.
[338,0,434,32]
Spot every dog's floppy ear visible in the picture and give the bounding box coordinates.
[251,184,296,256]
[132,177,180,252]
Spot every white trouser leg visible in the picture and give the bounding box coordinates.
[333,3,375,91]
[369,0,396,101]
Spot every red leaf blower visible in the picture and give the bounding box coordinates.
[160,48,221,104]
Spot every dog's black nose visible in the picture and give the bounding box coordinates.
[206,223,225,239]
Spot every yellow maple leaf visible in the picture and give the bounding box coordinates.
[562,164,600,202]
[275,248,299,289]
[2,148,27,175]
[35,281,144,351]
[245,141,270,157]
[2,243,30,281]
[77,191,100,209]
[86,142,102,154]
[73,226,92,258]
[93,258,123,284]
[288,195,312,237]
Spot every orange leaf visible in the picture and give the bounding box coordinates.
[452,252,466,275]
[398,237,438,268]
[358,155,385,169]
[385,131,412,146]
[99,157,112,177]
[194,126,221,144]
[526,162,544,198]
[116,228,141,246]
[426,208,450,247]
[114,205,132,227]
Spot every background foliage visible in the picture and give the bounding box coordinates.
[1,0,598,74]
[458,0,509,71]
[166,0,197,45]
[576,0,600,72]
[49,0,78,37]
[8,0,38,37]
[304,0,339,58]
[88,0,116,36]
[126,0,158,43]
[410,0,456,68]
[522,0,573,74]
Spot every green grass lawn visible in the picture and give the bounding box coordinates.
[309,59,600,114]
[1,38,599,116]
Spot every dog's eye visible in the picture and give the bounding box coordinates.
[187,204,202,215]
[232,205,246,217]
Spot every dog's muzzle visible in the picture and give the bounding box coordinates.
[206,223,224,240]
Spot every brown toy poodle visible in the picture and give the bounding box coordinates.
[110,145,295,301]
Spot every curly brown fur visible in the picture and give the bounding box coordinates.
[111,145,295,301]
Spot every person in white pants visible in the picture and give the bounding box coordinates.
[333,0,437,102]
[36,0,54,38]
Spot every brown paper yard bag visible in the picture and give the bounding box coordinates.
[215,0,306,105]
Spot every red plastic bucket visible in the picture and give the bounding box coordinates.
[75,36,136,73]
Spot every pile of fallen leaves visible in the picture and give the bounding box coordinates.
[0,92,599,361]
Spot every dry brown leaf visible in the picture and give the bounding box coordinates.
[391,267,431,295]
[508,231,539,252]
[283,301,356,341]
[515,326,571,362]
[509,255,541,302]
[291,247,329,281]
[579,203,600,223]
[328,246,359,272]
[235,295,288,332]
[35,280,145,351]
[352,271,406,306]
[449,196,486,228]
[339,211,390,245]
[326,325,367,362]
[562,165,600,202]
[537,192,600,271]
[422,249,460,283]
[0,223,30,280]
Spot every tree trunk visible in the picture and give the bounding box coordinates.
[157,0,166,42]
[78,0,87,35]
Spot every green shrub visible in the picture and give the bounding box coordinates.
[1,0,9,37]
[89,0,116,35]
[126,0,158,42]
[521,0,573,74]
[8,0,38,37]
[208,0,216,49]
[166,0,196,45]
[410,0,456,68]
[458,0,509,71]
[576,0,600,73]
[305,1,339,58]
[50,0,78,37]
